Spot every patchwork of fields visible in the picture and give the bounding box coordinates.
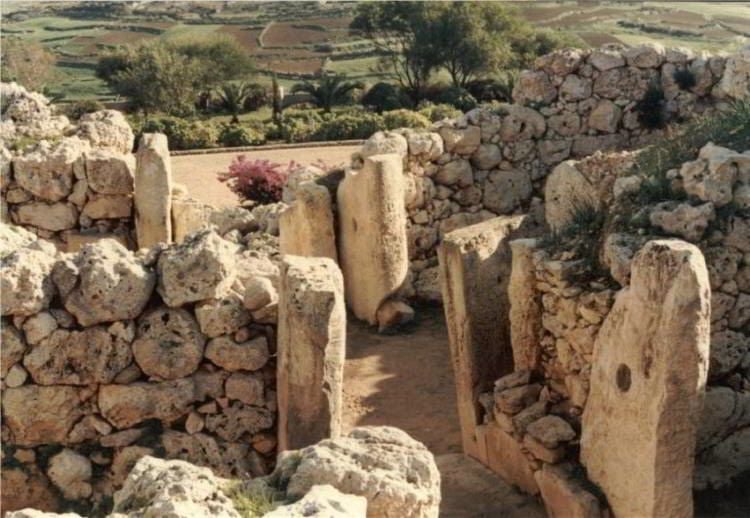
[2,1,748,101]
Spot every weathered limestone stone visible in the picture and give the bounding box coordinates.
[266,485,367,518]
[279,181,338,262]
[360,131,408,160]
[439,126,481,154]
[171,197,212,243]
[716,44,750,100]
[204,401,273,441]
[225,372,264,405]
[99,378,197,429]
[436,159,473,187]
[438,215,534,460]
[1,244,57,316]
[77,110,134,154]
[649,201,715,241]
[63,239,155,326]
[482,169,532,214]
[0,222,36,259]
[13,137,86,201]
[1,324,26,377]
[513,70,557,105]
[133,307,206,379]
[589,48,625,71]
[470,143,503,170]
[275,426,440,518]
[135,133,172,248]
[499,105,546,142]
[205,335,269,371]
[535,464,604,518]
[24,327,132,385]
[544,160,597,231]
[559,75,592,102]
[526,416,576,448]
[16,201,78,231]
[3,385,90,446]
[243,276,277,311]
[376,299,415,331]
[623,43,665,68]
[1,465,61,515]
[478,423,539,494]
[278,255,346,451]
[195,291,250,338]
[157,229,237,307]
[509,239,543,370]
[82,194,132,219]
[337,154,408,324]
[588,100,621,133]
[85,149,135,194]
[581,240,711,518]
[112,456,241,518]
[47,449,92,500]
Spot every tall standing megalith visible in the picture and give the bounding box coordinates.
[279,181,338,262]
[337,154,409,324]
[135,133,172,248]
[277,255,346,451]
[581,239,711,518]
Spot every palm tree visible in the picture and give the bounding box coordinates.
[291,75,364,113]
[216,82,251,123]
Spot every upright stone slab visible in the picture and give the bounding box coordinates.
[509,239,543,371]
[581,239,711,518]
[437,215,534,460]
[135,133,172,248]
[337,154,408,324]
[277,255,346,451]
[280,182,338,262]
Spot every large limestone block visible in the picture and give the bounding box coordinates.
[157,229,237,307]
[535,464,604,518]
[438,216,536,460]
[85,149,135,194]
[275,426,440,518]
[23,327,132,385]
[99,379,197,429]
[277,255,346,451]
[0,222,36,259]
[2,385,90,446]
[716,44,750,100]
[544,160,597,231]
[581,239,711,518]
[112,456,240,518]
[135,133,172,248]
[62,239,155,326]
[171,197,212,243]
[266,485,367,517]
[77,110,134,155]
[337,155,408,324]
[15,201,78,231]
[12,137,86,201]
[1,242,58,316]
[279,181,338,262]
[509,239,543,371]
[478,423,539,495]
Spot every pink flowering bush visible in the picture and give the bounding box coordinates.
[218,156,296,204]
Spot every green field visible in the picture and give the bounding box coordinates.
[2,1,748,102]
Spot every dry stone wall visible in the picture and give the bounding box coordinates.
[0,223,280,515]
[1,83,137,251]
[355,44,744,302]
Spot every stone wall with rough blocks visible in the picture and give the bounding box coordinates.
[1,83,137,252]
[0,223,281,515]
[354,44,748,302]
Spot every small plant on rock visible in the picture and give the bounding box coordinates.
[672,68,697,90]
[218,156,292,204]
[635,84,666,129]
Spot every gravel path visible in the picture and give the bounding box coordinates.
[171,145,360,207]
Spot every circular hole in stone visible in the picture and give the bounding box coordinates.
[616,364,631,392]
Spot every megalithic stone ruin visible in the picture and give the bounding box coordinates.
[277,255,346,451]
[279,181,338,262]
[336,154,408,324]
[135,133,172,248]
[581,239,711,518]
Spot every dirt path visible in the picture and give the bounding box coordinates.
[342,305,544,517]
[171,145,360,208]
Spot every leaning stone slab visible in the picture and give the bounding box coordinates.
[135,133,172,248]
[437,215,535,460]
[581,239,711,518]
[337,154,408,324]
[280,181,338,262]
[277,255,346,451]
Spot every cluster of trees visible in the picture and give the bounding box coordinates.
[351,2,577,103]
[1,38,58,93]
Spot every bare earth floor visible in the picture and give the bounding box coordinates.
[342,305,544,517]
[171,145,360,207]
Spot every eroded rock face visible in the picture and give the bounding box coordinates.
[135,133,172,248]
[275,426,440,518]
[47,449,92,500]
[13,138,87,201]
[266,485,367,518]
[157,229,238,307]
[581,240,711,518]
[649,201,715,241]
[85,149,135,194]
[360,131,408,160]
[133,307,206,379]
[62,239,155,326]
[15,202,78,231]
[279,182,338,262]
[77,110,134,155]
[112,456,240,518]
[99,379,197,429]
[1,242,58,316]
[716,44,750,100]
[23,327,132,385]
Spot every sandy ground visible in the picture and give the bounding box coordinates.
[170,145,360,208]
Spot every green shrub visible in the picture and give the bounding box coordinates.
[636,84,666,129]
[313,112,385,141]
[242,83,269,112]
[279,110,323,143]
[383,109,431,130]
[140,117,218,150]
[361,82,407,113]
[436,86,477,112]
[466,75,517,103]
[673,68,697,90]
[61,99,105,121]
[218,124,266,147]
[419,103,461,122]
